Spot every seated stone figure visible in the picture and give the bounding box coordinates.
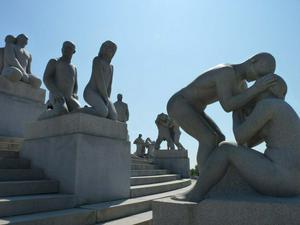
[39,41,80,120]
[175,75,300,202]
[1,34,41,88]
[83,41,118,120]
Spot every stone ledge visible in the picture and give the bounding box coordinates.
[0,136,24,151]
[153,196,300,225]
[0,76,45,103]
[153,149,188,158]
[24,112,128,141]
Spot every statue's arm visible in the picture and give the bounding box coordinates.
[26,54,32,74]
[43,59,62,97]
[126,104,129,120]
[216,71,262,112]
[93,58,109,102]
[107,65,113,97]
[233,100,272,145]
[73,67,78,99]
[5,45,25,74]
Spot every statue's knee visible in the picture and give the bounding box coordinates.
[3,67,22,81]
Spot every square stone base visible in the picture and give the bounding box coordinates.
[21,113,130,205]
[153,196,300,225]
[0,76,45,137]
[152,150,190,178]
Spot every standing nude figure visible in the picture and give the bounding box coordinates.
[167,53,277,171]
[134,134,146,157]
[169,119,185,150]
[83,41,118,120]
[175,76,300,202]
[1,34,41,88]
[114,93,129,122]
[39,41,80,119]
[154,113,175,150]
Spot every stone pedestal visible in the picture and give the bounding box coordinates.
[152,150,190,178]
[20,112,131,205]
[152,167,300,225]
[0,76,45,137]
[153,196,300,225]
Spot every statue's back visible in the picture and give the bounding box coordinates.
[0,47,3,74]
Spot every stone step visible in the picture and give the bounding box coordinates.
[81,181,195,223]
[98,211,152,225]
[0,194,76,217]
[0,180,59,197]
[0,151,19,159]
[131,164,158,170]
[0,169,44,181]
[131,170,169,177]
[131,174,180,186]
[0,208,96,225]
[130,179,191,198]
[0,158,30,169]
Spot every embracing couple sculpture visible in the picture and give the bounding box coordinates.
[167,53,300,202]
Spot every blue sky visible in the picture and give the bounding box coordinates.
[1,0,299,168]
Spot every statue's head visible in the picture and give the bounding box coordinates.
[267,74,287,99]
[5,35,16,44]
[62,41,76,57]
[16,34,28,48]
[98,40,117,62]
[138,134,142,138]
[117,93,123,101]
[245,53,276,81]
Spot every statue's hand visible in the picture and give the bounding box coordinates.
[253,74,277,92]
[21,73,30,83]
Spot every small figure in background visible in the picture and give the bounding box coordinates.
[114,93,129,122]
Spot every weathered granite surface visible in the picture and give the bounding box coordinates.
[21,112,130,205]
[0,76,45,137]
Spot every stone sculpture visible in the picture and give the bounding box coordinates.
[39,41,80,120]
[145,137,156,157]
[167,53,277,172]
[0,34,41,88]
[154,113,185,150]
[175,75,300,202]
[134,134,146,157]
[114,93,129,122]
[83,41,118,120]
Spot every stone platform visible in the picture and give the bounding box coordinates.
[0,76,45,137]
[20,112,131,205]
[152,149,190,178]
[153,195,300,225]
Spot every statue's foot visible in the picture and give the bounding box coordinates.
[171,189,204,203]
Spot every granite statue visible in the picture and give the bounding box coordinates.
[145,137,156,157]
[114,93,129,122]
[83,41,118,120]
[39,41,80,120]
[174,75,300,202]
[134,134,146,157]
[169,119,185,150]
[154,113,175,150]
[0,34,41,88]
[167,53,277,171]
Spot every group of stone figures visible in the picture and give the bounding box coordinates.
[133,112,186,157]
[0,34,129,123]
[167,53,300,202]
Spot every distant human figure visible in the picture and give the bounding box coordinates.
[169,119,185,150]
[39,41,80,119]
[175,75,300,202]
[145,137,156,157]
[114,93,129,122]
[167,53,277,171]
[134,134,146,157]
[1,34,41,88]
[83,41,118,120]
[154,113,175,150]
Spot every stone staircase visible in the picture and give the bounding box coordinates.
[0,149,193,225]
[82,156,192,225]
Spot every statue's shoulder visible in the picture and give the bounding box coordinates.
[48,58,58,65]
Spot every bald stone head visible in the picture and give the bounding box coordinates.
[245,53,276,81]
[61,41,76,58]
[117,93,123,101]
[268,74,287,99]
[5,35,16,44]
[16,34,28,48]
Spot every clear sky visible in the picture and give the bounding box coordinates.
[1,0,299,168]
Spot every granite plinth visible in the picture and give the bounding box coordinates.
[21,112,131,205]
[153,150,190,178]
[153,196,300,225]
[0,76,45,137]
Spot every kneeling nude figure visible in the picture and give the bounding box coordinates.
[175,75,300,202]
